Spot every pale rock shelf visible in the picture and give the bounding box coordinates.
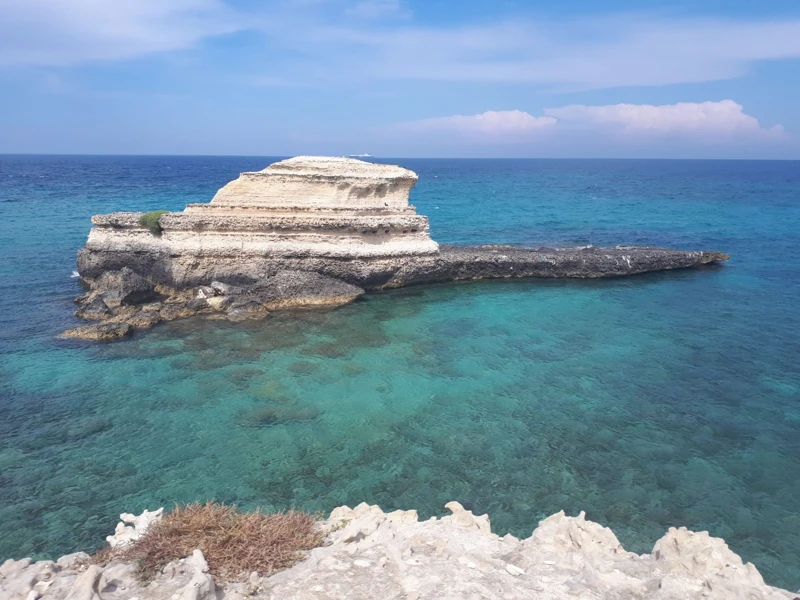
[1,503,795,600]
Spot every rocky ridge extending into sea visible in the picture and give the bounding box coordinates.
[2,502,795,600]
[65,156,730,340]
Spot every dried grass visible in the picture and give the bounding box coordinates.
[111,502,324,582]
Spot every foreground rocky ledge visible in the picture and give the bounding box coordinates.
[67,156,729,339]
[1,502,794,600]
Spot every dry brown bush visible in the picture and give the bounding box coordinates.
[111,502,323,582]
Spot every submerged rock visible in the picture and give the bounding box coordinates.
[59,322,133,341]
[248,270,365,309]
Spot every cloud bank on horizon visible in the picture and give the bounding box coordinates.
[0,0,798,157]
[409,101,784,141]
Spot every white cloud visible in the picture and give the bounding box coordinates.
[0,0,244,67]
[545,100,784,137]
[401,102,785,143]
[405,110,557,138]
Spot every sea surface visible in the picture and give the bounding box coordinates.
[1,156,799,588]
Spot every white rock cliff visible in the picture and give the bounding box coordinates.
[84,156,439,261]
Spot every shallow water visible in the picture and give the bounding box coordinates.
[1,156,799,588]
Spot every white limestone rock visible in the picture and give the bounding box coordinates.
[64,564,103,600]
[181,550,215,600]
[106,507,164,548]
[1,503,794,599]
[82,156,439,265]
[207,156,419,210]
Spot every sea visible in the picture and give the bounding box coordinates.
[1,156,799,588]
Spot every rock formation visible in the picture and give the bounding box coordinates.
[65,156,730,339]
[106,508,164,549]
[1,503,795,600]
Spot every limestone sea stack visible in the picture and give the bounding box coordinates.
[77,156,439,287]
[67,156,730,339]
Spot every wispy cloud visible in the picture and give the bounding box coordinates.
[346,0,409,20]
[0,0,245,67]
[2,3,800,94]
[249,14,800,90]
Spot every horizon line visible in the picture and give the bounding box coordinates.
[0,153,798,161]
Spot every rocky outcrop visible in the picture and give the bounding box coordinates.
[1,503,794,600]
[65,270,366,339]
[106,508,164,549]
[78,157,439,271]
[59,322,133,342]
[90,267,155,308]
[69,156,729,337]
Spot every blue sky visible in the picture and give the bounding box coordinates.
[1,0,799,158]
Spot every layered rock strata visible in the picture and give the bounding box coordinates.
[69,156,729,338]
[1,503,794,600]
[80,156,438,268]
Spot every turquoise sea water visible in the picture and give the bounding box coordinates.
[1,156,799,588]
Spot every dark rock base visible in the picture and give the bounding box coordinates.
[67,245,729,340]
[77,245,729,290]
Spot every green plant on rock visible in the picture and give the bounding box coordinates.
[138,210,169,235]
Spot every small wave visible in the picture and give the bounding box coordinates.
[70,271,80,278]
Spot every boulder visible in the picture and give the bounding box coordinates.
[186,298,209,311]
[206,296,226,310]
[210,281,239,295]
[251,270,365,309]
[59,323,133,341]
[159,303,197,321]
[74,296,112,321]
[92,267,155,307]
[194,286,217,299]
[126,310,162,329]
[226,299,268,319]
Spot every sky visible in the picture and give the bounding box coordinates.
[1,0,799,158]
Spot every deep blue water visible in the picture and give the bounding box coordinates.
[1,156,799,588]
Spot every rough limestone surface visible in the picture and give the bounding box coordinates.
[106,508,164,548]
[242,270,365,309]
[69,156,730,337]
[91,267,156,308]
[1,504,795,600]
[79,156,439,264]
[58,322,133,342]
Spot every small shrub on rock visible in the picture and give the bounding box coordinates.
[118,502,323,581]
[138,210,169,235]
